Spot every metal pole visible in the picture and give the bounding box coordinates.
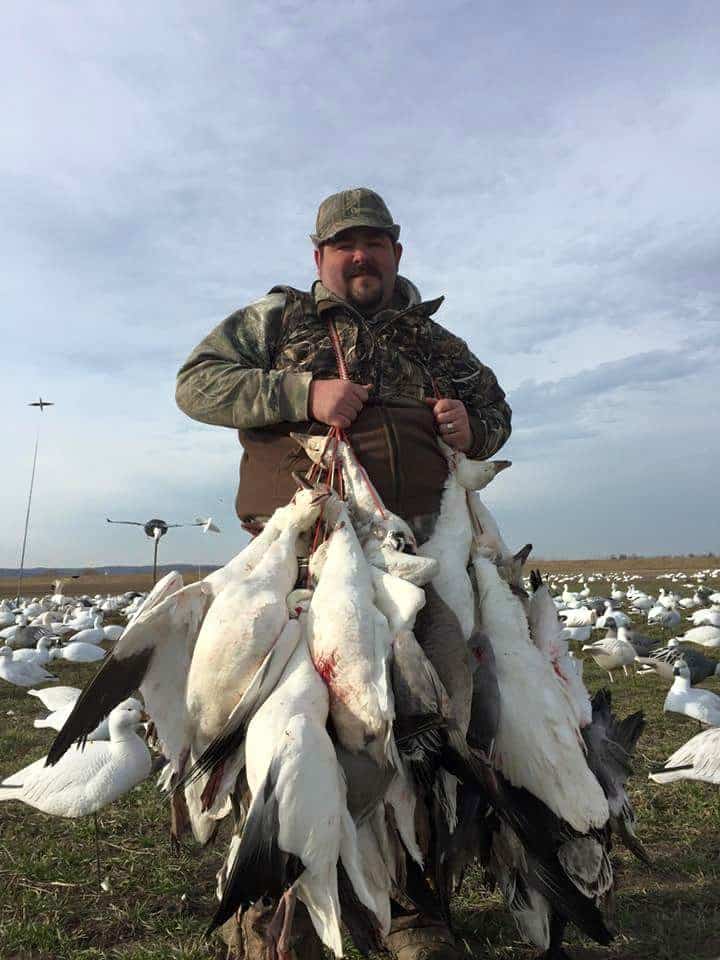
[153,537,159,586]
[16,427,41,603]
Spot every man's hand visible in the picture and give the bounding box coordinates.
[425,397,472,452]
[309,379,372,429]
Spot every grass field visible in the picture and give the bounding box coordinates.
[1,565,719,960]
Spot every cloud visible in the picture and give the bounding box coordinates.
[2,3,719,564]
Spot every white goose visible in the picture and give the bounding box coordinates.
[471,553,608,833]
[307,494,396,766]
[418,444,510,640]
[186,487,327,756]
[211,636,380,958]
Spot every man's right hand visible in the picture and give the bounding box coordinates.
[308,379,372,429]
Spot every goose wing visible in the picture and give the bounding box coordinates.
[46,580,208,766]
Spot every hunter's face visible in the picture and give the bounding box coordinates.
[315,228,403,313]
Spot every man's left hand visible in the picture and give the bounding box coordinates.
[424,397,472,452]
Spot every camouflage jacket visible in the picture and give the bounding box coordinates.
[176,277,511,459]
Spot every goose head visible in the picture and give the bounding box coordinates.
[454,454,512,492]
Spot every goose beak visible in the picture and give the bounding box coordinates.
[492,460,512,473]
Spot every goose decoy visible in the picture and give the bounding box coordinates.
[635,640,720,685]
[663,660,720,726]
[581,629,636,682]
[678,625,720,648]
[0,646,57,687]
[650,726,720,786]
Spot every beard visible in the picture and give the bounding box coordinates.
[345,271,385,312]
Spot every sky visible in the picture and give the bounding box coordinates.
[1,1,719,567]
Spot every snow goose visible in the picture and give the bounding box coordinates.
[291,432,438,585]
[663,661,720,726]
[471,552,609,833]
[0,646,57,687]
[418,444,510,640]
[528,570,592,729]
[210,636,381,958]
[185,487,327,771]
[307,495,396,767]
[650,727,720,786]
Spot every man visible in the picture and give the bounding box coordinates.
[176,188,511,960]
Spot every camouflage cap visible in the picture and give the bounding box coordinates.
[311,187,400,246]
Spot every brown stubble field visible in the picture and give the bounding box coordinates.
[1,559,719,959]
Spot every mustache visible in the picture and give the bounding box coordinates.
[345,264,381,279]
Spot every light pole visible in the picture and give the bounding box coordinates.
[17,398,54,602]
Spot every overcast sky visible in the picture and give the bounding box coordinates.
[2,1,718,568]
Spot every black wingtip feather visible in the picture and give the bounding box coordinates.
[45,647,153,766]
[207,760,302,935]
[337,861,388,957]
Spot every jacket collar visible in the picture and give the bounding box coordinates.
[312,276,443,325]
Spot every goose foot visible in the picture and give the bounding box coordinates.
[265,888,297,960]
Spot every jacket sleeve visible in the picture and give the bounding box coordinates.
[175,293,313,429]
[434,327,512,459]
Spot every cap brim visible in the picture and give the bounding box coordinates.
[310,219,400,246]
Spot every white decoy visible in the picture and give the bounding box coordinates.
[70,615,106,645]
[679,625,720,648]
[35,696,143,739]
[0,646,57,687]
[663,661,720,726]
[650,727,720,786]
[561,625,593,644]
[11,636,54,665]
[471,552,608,833]
[581,632,636,682]
[631,595,655,612]
[102,624,125,643]
[211,637,380,957]
[691,609,720,628]
[558,606,597,628]
[596,602,631,630]
[0,701,151,817]
[28,686,81,712]
[647,605,681,628]
[50,642,107,664]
